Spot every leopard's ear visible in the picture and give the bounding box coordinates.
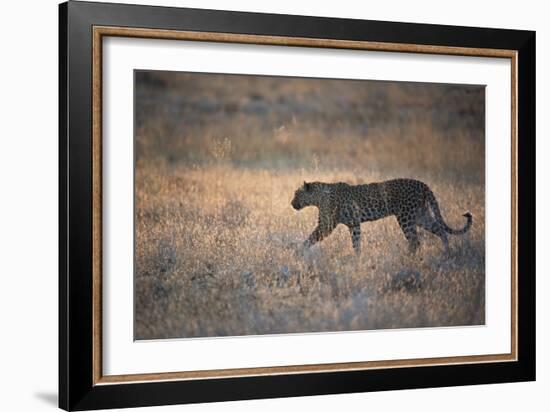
[303,181,311,190]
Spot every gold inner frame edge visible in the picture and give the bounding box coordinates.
[91,25,518,386]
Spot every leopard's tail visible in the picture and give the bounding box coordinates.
[426,190,472,235]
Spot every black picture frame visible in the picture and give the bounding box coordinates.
[59,1,536,410]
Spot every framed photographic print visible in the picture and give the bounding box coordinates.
[59,1,535,410]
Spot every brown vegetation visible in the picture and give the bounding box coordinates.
[134,71,485,339]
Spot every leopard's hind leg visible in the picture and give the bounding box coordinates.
[396,213,420,254]
[416,206,450,254]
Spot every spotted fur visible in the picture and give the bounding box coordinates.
[291,178,472,255]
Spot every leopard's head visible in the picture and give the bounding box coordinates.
[291,181,325,210]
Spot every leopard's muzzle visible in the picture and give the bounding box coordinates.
[291,198,302,210]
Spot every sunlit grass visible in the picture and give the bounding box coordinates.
[135,164,484,339]
[134,72,485,339]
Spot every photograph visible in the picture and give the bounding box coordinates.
[134,70,486,340]
[54,2,536,410]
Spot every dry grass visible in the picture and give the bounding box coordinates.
[134,72,485,340]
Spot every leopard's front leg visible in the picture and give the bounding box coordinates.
[304,219,336,248]
[347,223,361,255]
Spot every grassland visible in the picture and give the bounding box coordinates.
[134,72,485,340]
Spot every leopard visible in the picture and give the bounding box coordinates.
[291,178,472,255]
